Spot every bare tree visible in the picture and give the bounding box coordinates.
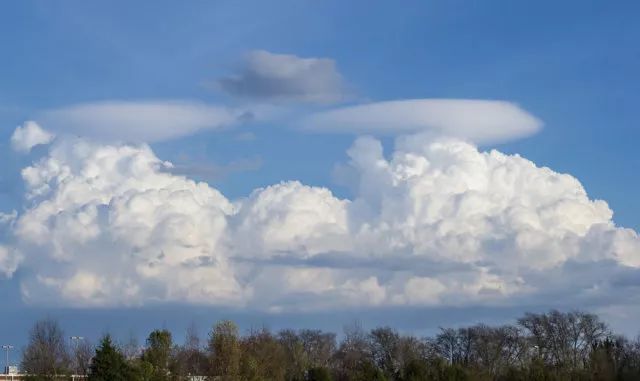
[518,310,609,371]
[466,324,527,375]
[172,322,207,379]
[368,326,401,378]
[278,329,308,381]
[121,330,141,361]
[73,339,94,375]
[435,327,458,365]
[299,329,336,369]
[21,318,71,377]
[334,321,374,381]
[393,334,428,380]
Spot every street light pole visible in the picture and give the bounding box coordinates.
[1,345,13,375]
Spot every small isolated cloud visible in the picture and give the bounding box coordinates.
[39,100,243,143]
[218,50,348,104]
[10,121,55,153]
[301,99,542,144]
[0,245,22,278]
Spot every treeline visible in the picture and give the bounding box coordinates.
[18,310,640,381]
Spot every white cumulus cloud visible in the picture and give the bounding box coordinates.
[300,99,542,144]
[2,131,638,311]
[232,181,351,259]
[15,137,244,306]
[10,121,55,153]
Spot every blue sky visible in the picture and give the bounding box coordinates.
[0,0,639,350]
[1,1,638,229]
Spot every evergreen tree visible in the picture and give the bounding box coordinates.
[89,335,131,381]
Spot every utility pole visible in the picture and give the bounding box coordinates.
[1,345,13,375]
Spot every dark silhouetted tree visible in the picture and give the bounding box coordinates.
[89,335,132,381]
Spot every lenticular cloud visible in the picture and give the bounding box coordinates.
[2,128,639,310]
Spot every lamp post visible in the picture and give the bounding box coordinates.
[1,345,13,375]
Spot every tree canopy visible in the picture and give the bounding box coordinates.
[16,310,640,381]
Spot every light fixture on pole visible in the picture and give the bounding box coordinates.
[1,345,13,375]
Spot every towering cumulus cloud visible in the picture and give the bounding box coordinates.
[14,137,244,306]
[2,126,639,311]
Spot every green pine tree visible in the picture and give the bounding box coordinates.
[89,334,132,381]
